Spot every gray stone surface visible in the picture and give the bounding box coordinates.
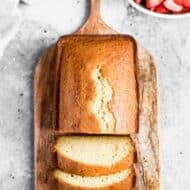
[0,0,190,189]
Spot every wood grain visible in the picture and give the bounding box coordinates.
[34,0,160,189]
[34,46,59,190]
[133,46,160,190]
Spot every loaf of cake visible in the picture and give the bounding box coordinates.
[59,35,138,134]
[54,135,135,176]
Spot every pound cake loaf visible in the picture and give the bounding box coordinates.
[54,135,135,176]
[59,35,138,134]
[53,167,135,190]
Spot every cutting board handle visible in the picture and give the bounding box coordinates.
[89,0,101,20]
[76,0,117,34]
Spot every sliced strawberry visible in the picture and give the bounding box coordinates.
[173,6,190,12]
[164,0,183,11]
[174,0,190,7]
[150,7,156,11]
[181,6,190,11]
[135,0,142,4]
[146,0,164,8]
[155,4,170,12]
[182,0,190,7]
[173,0,184,6]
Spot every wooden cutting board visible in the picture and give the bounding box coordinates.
[34,0,160,189]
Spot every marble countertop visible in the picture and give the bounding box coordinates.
[0,0,190,189]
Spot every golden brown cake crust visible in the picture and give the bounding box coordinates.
[58,35,138,134]
[54,168,135,190]
[56,150,135,177]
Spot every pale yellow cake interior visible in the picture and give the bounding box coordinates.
[90,65,115,133]
[55,136,134,166]
[54,168,131,188]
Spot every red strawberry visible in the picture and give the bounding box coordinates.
[173,6,190,12]
[173,0,184,5]
[155,4,170,12]
[135,0,142,4]
[182,0,190,7]
[163,0,183,11]
[146,0,164,8]
[174,0,190,7]
[181,6,190,11]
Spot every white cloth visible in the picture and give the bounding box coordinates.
[0,0,21,59]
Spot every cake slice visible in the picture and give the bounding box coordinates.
[54,136,135,176]
[53,168,135,190]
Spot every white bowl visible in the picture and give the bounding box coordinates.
[128,0,190,19]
